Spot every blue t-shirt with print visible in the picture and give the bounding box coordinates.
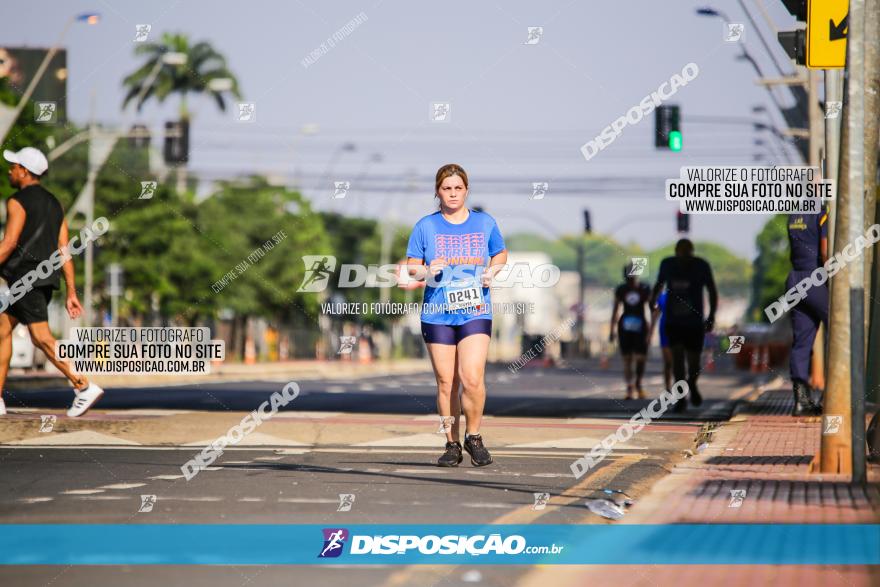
[406,209,506,326]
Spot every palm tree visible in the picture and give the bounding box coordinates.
[122,32,242,118]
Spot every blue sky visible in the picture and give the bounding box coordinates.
[2,0,808,258]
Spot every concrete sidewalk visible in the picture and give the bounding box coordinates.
[517,385,880,587]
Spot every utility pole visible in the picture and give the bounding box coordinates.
[821,0,867,479]
[846,0,867,484]
[863,0,880,414]
[808,68,826,389]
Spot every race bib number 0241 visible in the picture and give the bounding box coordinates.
[445,280,484,311]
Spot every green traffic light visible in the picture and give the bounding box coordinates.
[669,131,682,152]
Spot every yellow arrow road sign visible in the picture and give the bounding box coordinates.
[807,0,848,69]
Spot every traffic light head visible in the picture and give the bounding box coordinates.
[669,131,682,152]
[655,105,681,150]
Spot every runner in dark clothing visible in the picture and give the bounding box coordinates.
[0,147,104,417]
[651,239,718,412]
[610,263,651,399]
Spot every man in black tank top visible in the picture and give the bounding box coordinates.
[610,263,651,400]
[0,147,104,417]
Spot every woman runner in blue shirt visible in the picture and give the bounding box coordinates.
[405,164,507,467]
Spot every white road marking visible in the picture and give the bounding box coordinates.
[354,434,446,447]
[9,431,141,446]
[237,497,265,502]
[19,497,53,503]
[61,489,105,495]
[183,433,309,447]
[160,496,224,502]
[76,495,128,501]
[272,412,341,419]
[325,386,346,393]
[148,475,185,480]
[278,498,338,504]
[394,468,447,474]
[99,483,147,490]
[116,409,192,416]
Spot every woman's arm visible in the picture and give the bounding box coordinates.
[481,249,508,287]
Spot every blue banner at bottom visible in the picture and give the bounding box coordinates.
[1,524,878,565]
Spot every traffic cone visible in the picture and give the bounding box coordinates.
[244,337,257,365]
[750,347,760,373]
[705,352,716,372]
[358,336,372,364]
[759,345,770,373]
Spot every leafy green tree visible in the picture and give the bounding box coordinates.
[196,178,330,351]
[748,215,790,321]
[122,32,242,116]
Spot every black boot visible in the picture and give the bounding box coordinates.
[792,379,818,416]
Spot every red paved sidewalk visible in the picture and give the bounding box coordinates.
[522,388,880,587]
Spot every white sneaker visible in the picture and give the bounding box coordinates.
[0,397,6,416]
[67,383,104,417]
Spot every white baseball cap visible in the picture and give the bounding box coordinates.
[3,147,49,176]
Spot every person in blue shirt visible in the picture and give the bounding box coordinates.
[405,164,507,468]
[648,289,673,395]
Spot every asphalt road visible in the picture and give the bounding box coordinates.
[0,360,756,587]
[3,358,750,420]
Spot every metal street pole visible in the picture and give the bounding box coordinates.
[846,0,867,484]
[824,69,845,250]
[576,242,585,356]
[808,68,826,389]
[821,72,853,474]
[863,0,880,414]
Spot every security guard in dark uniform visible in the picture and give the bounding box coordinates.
[786,206,828,416]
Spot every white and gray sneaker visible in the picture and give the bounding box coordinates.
[0,397,6,416]
[67,383,104,417]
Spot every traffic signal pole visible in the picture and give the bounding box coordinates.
[821,0,867,479]
[845,0,867,484]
